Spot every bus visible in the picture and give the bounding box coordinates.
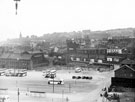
[0,68,6,76]
[43,70,50,76]
[48,78,64,85]
[50,70,56,74]
[0,71,5,76]
[5,69,27,77]
[43,70,56,78]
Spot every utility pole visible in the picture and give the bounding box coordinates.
[53,77,54,93]
[69,83,71,93]
[18,88,20,102]
[13,1,21,100]
[14,0,21,15]
[62,90,64,102]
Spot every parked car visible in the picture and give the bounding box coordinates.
[76,76,81,79]
[72,76,77,79]
[0,71,5,76]
[82,76,86,79]
[87,76,92,80]
[75,67,82,73]
[0,95,10,102]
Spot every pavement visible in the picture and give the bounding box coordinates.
[0,69,114,102]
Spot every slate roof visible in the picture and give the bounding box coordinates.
[121,59,135,64]
[0,53,32,60]
[115,65,135,72]
[23,50,42,54]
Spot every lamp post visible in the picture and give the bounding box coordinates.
[53,77,54,93]
[18,88,20,102]
[14,0,21,15]
[69,83,71,93]
[17,58,19,69]
[62,90,64,102]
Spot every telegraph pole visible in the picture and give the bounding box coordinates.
[69,83,71,93]
[62,90,64,102]
[14,0,21,15]
[18,88,20,102]
[13,1,21,102]
[53,77,54,93]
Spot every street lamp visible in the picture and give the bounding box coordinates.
[62,90,64,102]
[17,58,19,69]
[17,88,20,102]
[53,76,54,93]
[14,0,21,15]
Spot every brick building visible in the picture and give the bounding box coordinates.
[111,60,135,90]
[115,65,135,79]
[106,48,127,64]
[69,48,107,64]
[66,39,80,54]
[0,51,49,70]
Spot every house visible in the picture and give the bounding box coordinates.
[111,65,135,91]
[106,48,127,64]
[69,48,107,64]
[120,59,135,69]
[66,39,80,54]
[114,65,135,79]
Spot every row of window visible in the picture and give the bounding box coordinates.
[70,56,121,63]
[70,57,103,63]
[77,49,106,55]
[0,60,30,68]
[107,49,122,54]
[107,57,119,62]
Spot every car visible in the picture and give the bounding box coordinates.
[44,73,56,78]
[50,74,56,79]
[42,70,50,76]
[75,68,81,73]
[87,76,92,80]
[100,90,107,97]
[72,76,77,79]
[107,92,121,100]
[17,72,27,77]
[0,71,5,76]
[76,76,81,79]
[45,74,50,78]
[82,76,86,79]
[0,95,10,102]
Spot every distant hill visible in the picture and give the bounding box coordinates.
[2,28,135,46]
[42,28,135,41]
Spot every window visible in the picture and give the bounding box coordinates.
[70,57,73,61]
[114,58,119,62]
[107,58,112,61]
[130,74,133,77]
[90,59,94,63]
[76,58,80,61]
[69,48,73,50]
[98,59,102,63]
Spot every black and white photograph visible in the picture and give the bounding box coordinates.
[0,0,135,102]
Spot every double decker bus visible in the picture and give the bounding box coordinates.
[48,78,64,85]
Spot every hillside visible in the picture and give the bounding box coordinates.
[41,28,135,41]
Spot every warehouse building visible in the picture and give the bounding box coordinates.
[0,51,49,70]
[111,60,135,91]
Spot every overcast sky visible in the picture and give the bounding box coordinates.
[0,0,135,41]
